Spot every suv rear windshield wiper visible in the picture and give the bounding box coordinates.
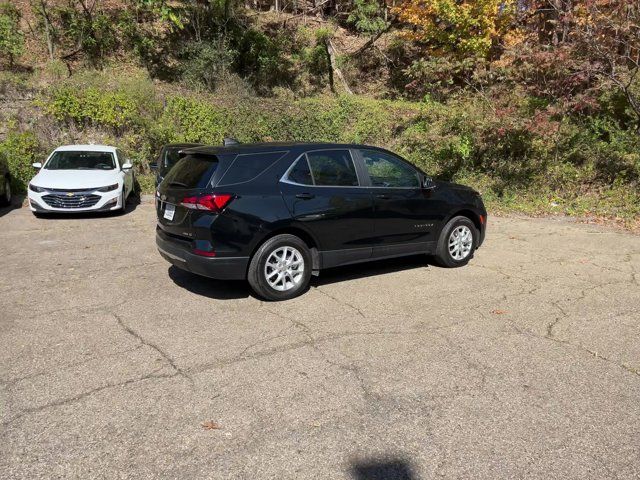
[168,181,189,188]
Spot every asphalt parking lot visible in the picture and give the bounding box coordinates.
[1,199,639,479]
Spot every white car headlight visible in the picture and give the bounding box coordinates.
[29,184,45,193]
[97,183,119,192]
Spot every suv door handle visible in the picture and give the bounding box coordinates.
[376,194,391,200]
[295,193,315,200]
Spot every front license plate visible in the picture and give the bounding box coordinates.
[163,203,175,221]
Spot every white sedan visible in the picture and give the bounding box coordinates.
[28,145,135,214]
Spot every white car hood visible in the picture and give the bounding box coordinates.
[31,169,121,190]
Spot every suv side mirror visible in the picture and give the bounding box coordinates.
[422,176,436,190]
[32,162,42,169]
[122,163,133,171]
[149,162,158,171]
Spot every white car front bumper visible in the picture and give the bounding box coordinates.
[28,187,123,213]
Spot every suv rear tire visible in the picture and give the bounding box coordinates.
[248,234,312,301]
[434,216,478,268]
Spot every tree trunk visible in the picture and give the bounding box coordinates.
[324,38,353,95]
[39,1,55,61]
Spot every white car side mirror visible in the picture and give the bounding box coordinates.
[122,163,133,170]
[32,162,42,169]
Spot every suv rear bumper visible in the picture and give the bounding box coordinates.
[156,229,248,280]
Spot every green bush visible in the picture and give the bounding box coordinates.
[181,41,236,91]
[234,29,292,93]
[40,75,160,133]
[0,131,41,193]
[160,96,230,144]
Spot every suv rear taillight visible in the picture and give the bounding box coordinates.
[180,194,233,212]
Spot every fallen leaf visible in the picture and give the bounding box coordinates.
[491,309,508,315]
[202,420,221,430]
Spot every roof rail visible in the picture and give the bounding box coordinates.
[223,137,240,146]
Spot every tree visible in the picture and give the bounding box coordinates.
[347,0,389,36]
[394,0,516,58]
[512,1,640,129]
[572,0,640,129]
[0,2,24,66]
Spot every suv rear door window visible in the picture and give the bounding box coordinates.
[162,154,219,189]
[306,150,359,186]
[286,156,313,185]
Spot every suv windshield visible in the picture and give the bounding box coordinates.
[45,151,116,170]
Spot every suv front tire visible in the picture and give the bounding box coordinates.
[434,216,478,268]
[248,234,312,301]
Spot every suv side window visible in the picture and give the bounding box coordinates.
[286,156,313,185]
[360,150,420,188]
[306,150,359,186]
[218,151,286,186]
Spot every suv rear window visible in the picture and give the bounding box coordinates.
[162,154,218,189]
[218,151,286,186]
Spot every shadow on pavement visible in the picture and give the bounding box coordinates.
[0,195,24,218]
[311,254,432,288]
[350,459,417,480]
[168,266,250,300]
[168,254,433,300]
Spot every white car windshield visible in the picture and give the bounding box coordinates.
[45,151,116,170]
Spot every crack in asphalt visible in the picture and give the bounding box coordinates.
[284,314,378,402]
[1,309,198,428]
[473,256,640,380]
[192,305,379,400]
[186,326,416,377]
[0,345,144,387]
[509,321,640,378]
[237,320,297,358]
[24,299,130,319]
[313,287,367,318]
[1,368,178,429]
[111,313,194,385]
[435,329,490,392]
[546,300,570,338]
[543,278,634,340]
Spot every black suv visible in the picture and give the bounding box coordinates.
[156,142,487,300]
[150,143,203,187]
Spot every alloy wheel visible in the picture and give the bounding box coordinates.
[264,246,305,292]
[448,225,473,260]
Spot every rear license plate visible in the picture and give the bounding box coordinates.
[163,203,175,221]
